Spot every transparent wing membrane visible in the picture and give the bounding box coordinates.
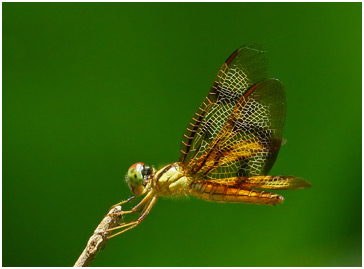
[180,44,268,165]
[182,78,286,180]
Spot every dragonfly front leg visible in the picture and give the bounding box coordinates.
[107,195,158,239]
[109,196,136,210]
[105,193,153,237]
[107,191,154,218]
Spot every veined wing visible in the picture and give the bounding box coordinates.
[184,79,286,180]
[180,44,268,167]
[203,176,311,190]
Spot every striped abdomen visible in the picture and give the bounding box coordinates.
[190,180,284,205]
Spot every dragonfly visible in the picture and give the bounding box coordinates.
[106,44,311,238]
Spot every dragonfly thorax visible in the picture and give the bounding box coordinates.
[125,162,155,196]
[153,163,191,196]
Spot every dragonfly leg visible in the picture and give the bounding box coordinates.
[106,221,138,233]
[107,191,154,217]
[107,223,139,239]
[109,196,136,210]
[107,210,133,217]
[107,195,157,239]
[137,195,157,222]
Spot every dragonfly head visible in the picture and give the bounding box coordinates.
[125,162,154,196]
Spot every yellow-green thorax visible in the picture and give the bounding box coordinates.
[152,163,192,196]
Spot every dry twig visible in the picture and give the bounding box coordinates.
[74,206,123,267]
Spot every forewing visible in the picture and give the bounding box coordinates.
[180,44,268,165]
[187,79,286,180]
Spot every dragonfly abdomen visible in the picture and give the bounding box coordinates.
[190,180,284,205]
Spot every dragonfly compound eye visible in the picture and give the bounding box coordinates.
[126,162,147,195]
[141,165,152,177]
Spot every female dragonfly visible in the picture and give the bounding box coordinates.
[107,44,310,238]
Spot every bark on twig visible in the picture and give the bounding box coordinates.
[74,206,123,267]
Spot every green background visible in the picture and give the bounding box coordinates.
[3,3,361,267]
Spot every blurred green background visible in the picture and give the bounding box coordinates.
[3,2,361,267]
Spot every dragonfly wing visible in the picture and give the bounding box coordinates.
[186,78,286,180]
[209,176,311,190]
[241,176,311,190]
[180,44,268,166]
